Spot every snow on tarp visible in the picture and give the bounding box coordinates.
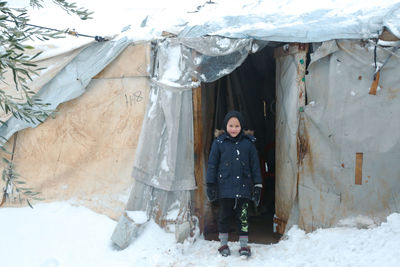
[178,0,400,42]
[13,1,400,49]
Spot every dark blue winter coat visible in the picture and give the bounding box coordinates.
[206,131,262,200]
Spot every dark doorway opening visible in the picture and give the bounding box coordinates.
[202,44,281,244]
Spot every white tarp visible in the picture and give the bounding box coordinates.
[0,38,130,142]
[290,40,400,231]
[275,44,308,233]
[178,1,400,42]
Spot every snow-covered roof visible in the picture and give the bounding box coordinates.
[12,0,400,55]
[177,0,400,42]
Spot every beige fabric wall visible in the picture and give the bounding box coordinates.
[3,43,150,220]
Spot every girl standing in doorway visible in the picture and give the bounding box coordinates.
[206,110,263,257]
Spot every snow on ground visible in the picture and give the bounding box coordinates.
[1,202,400,267]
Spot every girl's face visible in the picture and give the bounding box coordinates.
[227,117,241,138]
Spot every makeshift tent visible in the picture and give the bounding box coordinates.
[1,1,400,249]
[0,41,150,219]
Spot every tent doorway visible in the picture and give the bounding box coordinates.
[201,44,281,244]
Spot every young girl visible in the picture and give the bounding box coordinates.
[206,110,262,257]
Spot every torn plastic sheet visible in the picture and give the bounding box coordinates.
[151,37,255,89]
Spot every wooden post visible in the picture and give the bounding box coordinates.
[192,82,205,232]
[355,152,363,185]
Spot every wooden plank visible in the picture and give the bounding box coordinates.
[369,71,380,95]
[192,82,205,232]
[379,29,400,41]
[274,43,308,58]
[273,216,287,235]
[355,152,363,185]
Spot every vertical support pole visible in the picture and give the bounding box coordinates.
[274,43,309,234]
[192,82,205,232]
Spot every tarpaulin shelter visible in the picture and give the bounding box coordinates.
[1,1,400,249]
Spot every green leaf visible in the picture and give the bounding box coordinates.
[5,104,10,113]
[12,68,18,88]
[30,51,43,60]
[27,199,33,209]
[14,44,24,51]
[21,62,37,67]
[18,187,33,190]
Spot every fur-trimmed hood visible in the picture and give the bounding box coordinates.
[214,129,255,138]
[214,129,256,143]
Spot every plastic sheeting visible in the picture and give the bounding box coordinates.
[2,43,151,220]
[178,2,400,43]
[116,37,263,245]
[131,37,259,192]
[287,40,400,231]
[180,37,264,84]
[150,37,257,88]
[132,85,195,191]
[0,38,131,142]
[0,44,88,123]
[275,44,308,232]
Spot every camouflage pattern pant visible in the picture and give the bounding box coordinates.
[218,198,249,236]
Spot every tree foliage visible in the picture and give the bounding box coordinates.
[0,0,92,207]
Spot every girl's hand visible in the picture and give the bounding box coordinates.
[206,183,218,202]
[252,185,262,207]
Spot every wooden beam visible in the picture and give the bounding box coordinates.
[355,152,363,185]
[192,82,205,232]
